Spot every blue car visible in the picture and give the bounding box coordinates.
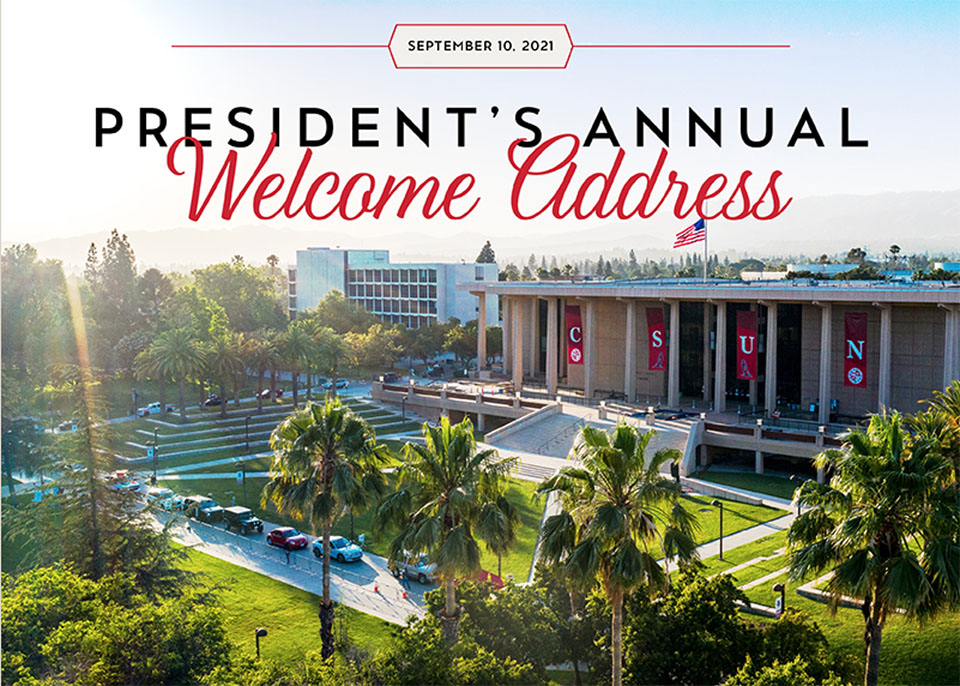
[313,535,363,562]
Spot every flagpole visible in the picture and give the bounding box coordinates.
[703,205,708,283]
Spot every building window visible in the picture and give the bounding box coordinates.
[374,269,382,282]
[288,297,297,309]
[475,266,484,280]
[429,269,437,283]
[288,283,296,295]
[428,285,437,298]
[288,269,297,282]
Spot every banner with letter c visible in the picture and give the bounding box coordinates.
[565,305,583,365]
[646,307,666,371]
[736,310,758,380]
[844,312,867,387]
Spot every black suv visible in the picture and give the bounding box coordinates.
[182,495,224,523]
[223,506,263,535]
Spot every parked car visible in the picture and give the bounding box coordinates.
[145,486,183,511]
[379,372,401,384]
[266,527,308,550]
[222,506,264,534]
[389,551,439,584]
[203,395,223,407]
[183,495,224,523]
[136,402,176,417]
[55,420,78,434]
[107,470,142,493]
[322,379,349,390]
[313,535,363,562]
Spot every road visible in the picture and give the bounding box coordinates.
[157,509,430,626]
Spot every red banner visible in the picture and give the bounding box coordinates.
[565,305,583,365]
[646,308,666,371]
[736,310,758,380]
[844,312,867,387]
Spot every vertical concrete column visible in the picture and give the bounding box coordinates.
[748,303,758,407]
[667,300,680,408]
[943,306,959,389]
[877,304,891,411]
[476,292,487,370]
[584,300,596,402]
[503,297,512,374]
[818,304,833,426]
[624,300,637,402]
[512,298,523,393]
[713,301,728,412]
[702,303,713,404]
[755,451,764,475]
[546,298,558,395]
[764,302,778,415]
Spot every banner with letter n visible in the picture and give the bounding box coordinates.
[646,307,666,371]
[736,310,758,380]
[565,305,583,365]
[844,312,867,387]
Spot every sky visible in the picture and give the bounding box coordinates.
[1,0,958,251]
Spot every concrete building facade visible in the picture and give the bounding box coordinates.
[289,247,498,328]
[462,279,960,424]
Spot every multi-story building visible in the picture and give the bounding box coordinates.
[288,247,498,328]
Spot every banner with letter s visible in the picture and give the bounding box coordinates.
[736,310,758,380]
[646,307,666,371]
[844,312,867,387]
[565,305,583,365]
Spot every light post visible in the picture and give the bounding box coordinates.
[401,396,407,420]
[151,428,160,485]
[772,582,786,616]
[245,415,251,452]
[790,474,809,517]
[255,627,268,658]
[712,499,724,560]
[242,461,247,507]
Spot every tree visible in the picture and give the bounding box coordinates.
[309,290,377,334]
[246,334,280,413]
[193,258,286,333]
[1,566,228,685]
[476,241,496,263]
[263,399,389,658]
[1,417,49,506]
[146,329,206,422]
[280,320,316,407]
[443,319,478,365]
[844,247,867,265]
[375,416,518,644]
[888,244,901,268]
[787,413,960,686]
[205,333,242,419]
[535,423,698,686]
[485,326,503,364]
[138,267,173,322]
[313,325,349,391]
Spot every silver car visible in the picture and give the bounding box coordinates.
[389,551,439,584]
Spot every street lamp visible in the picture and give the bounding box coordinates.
[151,428,160,485]
[245,415,251,452]
[255,627,268,658]
[401,396,407,420]
[772,582,786,616]
[790,474,809,517]
[712,499,724,560]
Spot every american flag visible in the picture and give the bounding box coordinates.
[673,218,706,248]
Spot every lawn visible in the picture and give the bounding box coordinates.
[694,469,798,500]
[179,547,393,660]
[677,494,783,548]
[161,475,545,581]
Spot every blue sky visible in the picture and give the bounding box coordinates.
[1,0,957,246]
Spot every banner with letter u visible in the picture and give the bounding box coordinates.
[736,310,758,380]
[646,308,666,371]
[844,312,867,387]
[565,305,583,365]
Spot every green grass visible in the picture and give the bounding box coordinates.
[161,475,544,580]
[694,469,798,500]
[179,547,392,660]
[697,530,789,578]
[678,494,783,548]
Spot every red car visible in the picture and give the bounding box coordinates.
[266,527,308,550]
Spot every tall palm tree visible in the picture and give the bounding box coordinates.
[788,412,960,686]
[375,416,519,644]
[148,329,205,423]
[134,346,167,411]
[280,321,315,407]
[206,334,242,419]
[536,423,698,686]
[262,399,389,659]
[478,493,521,578]
[247,334,279,413]
[910,380,960,483]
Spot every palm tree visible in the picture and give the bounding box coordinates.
[788,412,960,686]
[479,493,521,578]
[206,334,242,419]
[536,423,698,686]
[911,381,960,483]
[148,329,206,423]
[247,334,279,413]
[134,346,167,411]
[280,321,315,407]
[314,325,348,398]
[262,399,389,659]
[375,416,519,644]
